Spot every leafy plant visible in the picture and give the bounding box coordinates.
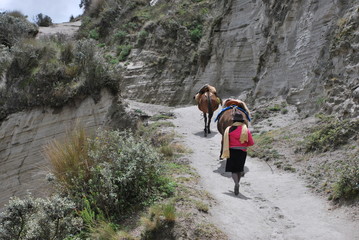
[46,127,173,222]
[268,104,281,111]
[331,161,359,201]
[117,44,132,61]
[0,194,82,240]
[304,117,359,152]
[89,28,100,40]
[189,26,203,43]
[114,30,128,43]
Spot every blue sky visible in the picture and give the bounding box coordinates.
[0,0,83,23]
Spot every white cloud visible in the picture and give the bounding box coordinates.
[0,0,83,23]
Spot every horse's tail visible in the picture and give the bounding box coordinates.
[206,92,213,116]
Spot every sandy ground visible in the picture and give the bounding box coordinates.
[36,21,81,39]
[168,105,359,240]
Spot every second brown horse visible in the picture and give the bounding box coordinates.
[194,84,221,137]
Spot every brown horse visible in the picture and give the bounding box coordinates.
[215,99,251,157]
[194,84,221,137]
[216,99,251,135]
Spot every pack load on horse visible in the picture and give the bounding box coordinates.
[215,98,251,158]
[215,98,251,135]
[194,84,222,137]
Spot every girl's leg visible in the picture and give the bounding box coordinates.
[232,172,240,195]
[231,172,239,184]
[237,172,243,181]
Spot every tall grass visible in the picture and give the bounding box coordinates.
[44,125,93,190]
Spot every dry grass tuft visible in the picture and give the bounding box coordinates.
[44,125,93,189]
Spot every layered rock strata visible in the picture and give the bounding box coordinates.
[0,89,132,209]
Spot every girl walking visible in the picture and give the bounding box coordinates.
[221,112,254,195]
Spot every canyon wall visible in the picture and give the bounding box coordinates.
[189,0,358,117]
[119,0,358,117]
[0,89,133,208]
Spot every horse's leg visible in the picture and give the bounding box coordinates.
[219,138,223,159]
[207,112,213,134]
[203,113,208,137]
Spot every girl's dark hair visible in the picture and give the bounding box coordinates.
[233,112,244,122]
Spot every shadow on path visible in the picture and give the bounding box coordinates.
[193,130,219,139]
[214,159,250,178]
[223,191,251,200]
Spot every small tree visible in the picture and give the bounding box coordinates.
[35,13,53,27]
[80,0,92,11]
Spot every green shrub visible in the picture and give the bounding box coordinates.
[74,39,96,68]
[189,26,202,43]
[117,44,132,61]
[0,194,82,240]
[89,28,100,40]
[114,30,128,43]
[268,104,281,111]
[35,13,53,27]
[47,128,173,222]
[332,161,359,201]
[136,30,148,47]
[304,117,359,152]
[0,12,38,47]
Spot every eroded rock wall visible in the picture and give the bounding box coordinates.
[0,89,132,208]
[182,0,358,117]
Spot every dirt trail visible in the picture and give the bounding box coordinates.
[36,21,81,38]
[170,105,359,240]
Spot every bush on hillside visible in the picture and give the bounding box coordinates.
[35,13,53,27]
[6,10,27,19]
[0,13,38,47]
[45,128,173,222]
[0,194,82,240]
[332,160,359,201]
[303,116,359,152]
[0,36,119,121]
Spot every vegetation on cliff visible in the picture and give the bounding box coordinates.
[0,0,216,121]
[0,117,225,239]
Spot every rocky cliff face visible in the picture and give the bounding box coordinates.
[191,0,358,117]
[0,89,134,208]
[120,0,358,118]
